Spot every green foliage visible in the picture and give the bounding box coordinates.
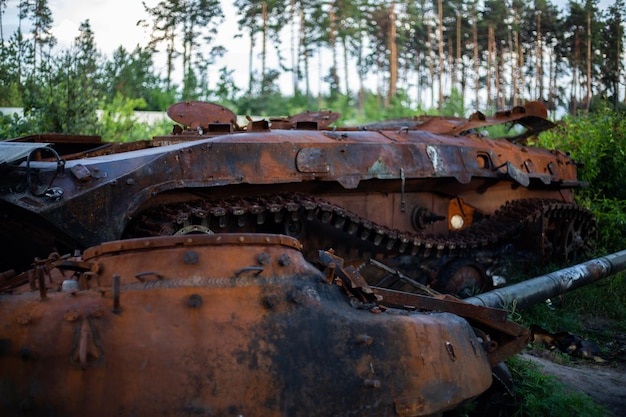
[97,94,150,142]
[589,198,626,255]
[441,88,466,117]
[102,46,172,111]
[21,51,100,135]
[0,112,30,139]
[535,103,626,254]
[0,31,26,107]
[146,118,177,138]
[536,104,626,199]
[211,66,241,109]
[234,70,289,116]
[351,90,420,124]
[507,356,609,417]
[314,93,356,124]
[0,82,23,107]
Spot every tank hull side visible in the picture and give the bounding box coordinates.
[1,131,581,250]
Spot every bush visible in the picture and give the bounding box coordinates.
[0,112,30,140]
[536,104,626,254]
[97,94,151,142]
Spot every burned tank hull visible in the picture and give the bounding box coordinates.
[0,233,524,417]
[0,102,596,295]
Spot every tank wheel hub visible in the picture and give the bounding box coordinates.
[434,260,490,298]
[173,225,214,235]
[539,202,597,264]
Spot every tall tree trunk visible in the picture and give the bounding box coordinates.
[455,14,461,91]
[448,37,454,97]
[386,2,397,107]
[318,44,323,107]
[618,18,622,106]
[377,48,383,107]
[166,30,175,91]
[290,0,298,94]
[498,44,504,108]
[248,33,255,93]
[487,25,494,108]
[572,29,580,114]
[343,37,350,96]
[32,13,38,73]
[300,9,310,98]
[437,0,443,112]
[329,6,339,96]
[358,37,365,113]
[182,19,190,90]
[508,24,514,106]
[536,12,543,100]
[248,7,256,93]
[0,2,4,43]
[586,9,591,109]
[549,47,555,111]
[415,52,422,106]
[428,23,434,108]
[513,9,519,106]
[262,1,267,92]
[17,7,22,83]
[518,37,526,105]
[473,12,479,108]
[460,56,466,100]
[403,50,410,106]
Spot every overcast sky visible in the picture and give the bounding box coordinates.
[30,0,614,57]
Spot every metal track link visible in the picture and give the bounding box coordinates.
[127,193,596,264]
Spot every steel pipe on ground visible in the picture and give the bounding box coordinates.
[465,249,626,310]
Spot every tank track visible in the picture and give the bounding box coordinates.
[126,193,596,267]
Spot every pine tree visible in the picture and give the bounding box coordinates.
[600,0,625,106]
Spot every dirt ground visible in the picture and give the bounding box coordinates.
[519,326,626,416]
[519,352,626,416]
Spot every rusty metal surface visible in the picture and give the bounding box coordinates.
[371,287,531,367]
[366,101,554,140]
[412,101,550,136]
[1,234,498,416]
[167,101,237,128]
[0,128,582,243]
[316,250,530,368]
[0,101,595,299]
[286,109,342,129]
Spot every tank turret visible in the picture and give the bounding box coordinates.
[0,233,528,416]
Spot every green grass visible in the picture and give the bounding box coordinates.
[517,271,626,338]
[506,356,610,417]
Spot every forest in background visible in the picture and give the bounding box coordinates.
[0,0,625,139]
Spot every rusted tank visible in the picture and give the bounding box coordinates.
[0,233,529,416]
[0,101,596,297]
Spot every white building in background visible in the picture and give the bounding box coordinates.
[0,108,24,118]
